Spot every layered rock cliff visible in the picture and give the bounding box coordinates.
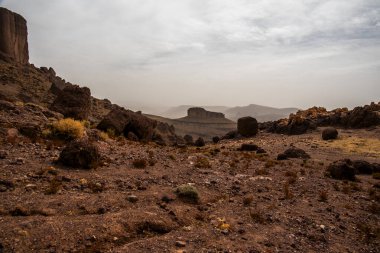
[187,107,225,119]
[0,7,29,64]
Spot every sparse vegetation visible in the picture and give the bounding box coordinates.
[50,118,85,140]
[175,184,199,203]
[194,156,211,168]
[243,194,254,206]
[45,178,62,195]
[318,190,328,202]
[284,182,293,199]
[373,173,380,180]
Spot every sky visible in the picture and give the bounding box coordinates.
[1,0,380,112]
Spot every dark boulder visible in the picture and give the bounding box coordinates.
[212,136,220,144]
[58,140,100,169]
[352,160,378,175]
[256,148,267,154]
[239,143,258,151]
[322,127,338,140]
[50,85,92,120]
[194,137,205,147]
[327,159,356,181]
[237,117,258,137]
[222,130,238,140]
[183,135,194,145]
[278,147,310,160]
[18,123,41,141]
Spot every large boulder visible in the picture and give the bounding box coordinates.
[0,8,29,64]
[50,85,92,120]
[322,127,338,140]
[237,117,258,137]
[58,140,100,169]
[326,159,356,181]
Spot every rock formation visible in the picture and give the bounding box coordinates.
[187,107,225,119]
[237,117,258,137]
[267,102,380,135]
[50,85,92,120]
[0,7,29,64]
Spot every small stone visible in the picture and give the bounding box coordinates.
[175,241,186,247]
[0,150,8,159]
[127,195,138,203]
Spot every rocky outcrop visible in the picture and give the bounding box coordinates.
[0,7,28,64]
[97,107,179,145]
[50,85,92,120]
[187,107,225,119]
[267,102,379,135]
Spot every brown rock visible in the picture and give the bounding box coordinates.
[322,127,338,140]
[327,159,356,181]
[50,85,92,120]
[194,137,205,147]
[0,8,29,64]
[237,117,258,137]
[58,140,101,169]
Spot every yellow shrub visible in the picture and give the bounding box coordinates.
[51,118,85,140]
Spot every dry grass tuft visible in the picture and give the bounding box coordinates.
[51,118,85,140]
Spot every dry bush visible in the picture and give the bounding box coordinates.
[51,118,85,140]
[249,207,266,224]
[265,160,278,168]
[255,168,269,175]
[175,184,199,204]
[195,157,211,168]
[284,182,293,199]
[45,178,62,195]
[98,131,110,141]
[373,173,380,180]
[243,194,254,206]
[319,190,328,202]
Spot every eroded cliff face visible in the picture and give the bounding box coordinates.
[187,107,225,119]
[0,7,29,64]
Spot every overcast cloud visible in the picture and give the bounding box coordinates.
[2,0,380,112]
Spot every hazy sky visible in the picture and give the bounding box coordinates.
[2,0,380,111]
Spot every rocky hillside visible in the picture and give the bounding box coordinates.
[0,7,180,146]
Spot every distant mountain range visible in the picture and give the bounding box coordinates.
[160,104,299,122]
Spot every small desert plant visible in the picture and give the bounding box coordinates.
[249,207,266,224]
[243,194,254,206]
[264,160,277,168]
[194,157,211,168]
[132,158,147,169]
[106,128,117,139]
[284,182,293,199]
[98,131,110,141]
[285,171,297,184]
[373,173,380,180]
[175,184,199,203]
[51,118,85,140]
[255,168,269,175]
[168,154,176,160]
[45,178,62,195]
[319,190,328,202]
